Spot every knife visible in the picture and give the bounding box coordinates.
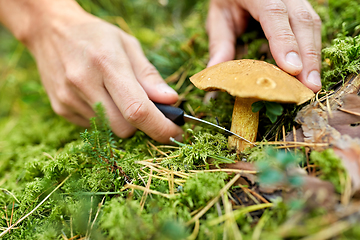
[154,103,255,146]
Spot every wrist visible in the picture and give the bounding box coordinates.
[0,0,92,48]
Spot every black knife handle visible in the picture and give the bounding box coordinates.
[154,103,185,126]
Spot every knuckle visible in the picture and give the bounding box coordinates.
[88,47,116,70]
[137,63,160,80]
[115,127,136,139]
[263,1,288,16]
[293,8,313,25]
[126,35,141,47]
[123,100,149,125]
[272,30,296,44]
[56,88,74,106]
[65,70,85,88]
[52,102,70,118]
[152,125,172,141]
[304,48,319,61]
[312,14,322,29]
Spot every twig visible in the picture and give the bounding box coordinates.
[337,107,360,117]
[0,174,72,237]
[239,185,269,204]
[239,186,260,205]
[282,125,287,152]
[261,141,329,148]
[293,126,297,153]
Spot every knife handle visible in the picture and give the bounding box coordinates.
[154,103,185,126]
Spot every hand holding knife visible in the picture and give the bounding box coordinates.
[154,103,256,146]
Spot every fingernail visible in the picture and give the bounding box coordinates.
[307,70,321,86]
[158,83,177,95]
[285,52,302,68]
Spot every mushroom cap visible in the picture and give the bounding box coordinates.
[190,59,315,105]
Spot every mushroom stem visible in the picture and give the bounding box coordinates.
[228,97,259,153]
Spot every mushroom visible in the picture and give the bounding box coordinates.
[189,59,315,153]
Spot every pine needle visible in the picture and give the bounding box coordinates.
[140,169,153,210]
[123,184,178,199]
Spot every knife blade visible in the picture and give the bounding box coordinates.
[154,103,255,146]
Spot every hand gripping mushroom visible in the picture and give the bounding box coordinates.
[190,60,315,153]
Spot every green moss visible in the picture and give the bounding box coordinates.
[1,0,360,239]
[310,149,346,193]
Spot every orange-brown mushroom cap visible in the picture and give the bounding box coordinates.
[190,59,314,105]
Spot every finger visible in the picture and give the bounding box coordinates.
[50,99,90,127]
[284,0,322,92]
[88,88,138,138]
[120,33,178,104]
[63,55,138,138]
[303,0,322,64]
[244,0,303,75]
[99,45,183,143]
[57,83,96,120]
[65,112,90,127]
[206,0,249,67]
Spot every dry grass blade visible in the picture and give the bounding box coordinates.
[87,196,106,239]
[0,188,21,204]
[189,169,257,174]
[168,169,175,195]
[147,141,168,157]
[136,161,190,178]
[0,174,72,237]
[85,196,94,239]
[186,174,241,225]
[252,211,270,240]
[123,184,178,199]
[187,219,200,240]
[140,169,153,210]
[208,203,273,226]
[222,193,243,240]
[140,169,186,185]
[299,221,352,240]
